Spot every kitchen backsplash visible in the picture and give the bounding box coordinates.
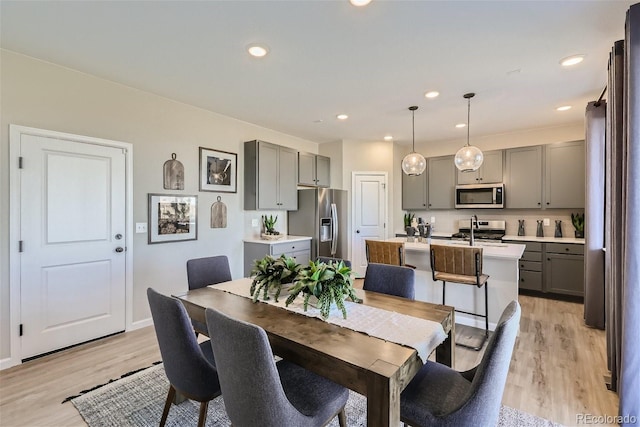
[398,209,585,238]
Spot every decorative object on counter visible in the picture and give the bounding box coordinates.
[199,147,237,193]
[403,212,415,228]
[148,194,197,244]
[517,220,525,236]
[210,196,227,228]
[401,106,427,176]
[261,215,283,240]
[418,223,432,243]
[163,153,185,190]
[249,255,301,303]
[536,220,544,238]
[405,227,416,242]
[285,259,359,320]
[571,212,585,238]
[554,220,563,238]
[454,92,484,172]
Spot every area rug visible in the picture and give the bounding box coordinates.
[70,364,562,427]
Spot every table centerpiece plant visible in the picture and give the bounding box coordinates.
[285,259,360,320]
[249,254,301,302]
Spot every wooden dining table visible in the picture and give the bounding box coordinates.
[175,278,455,427]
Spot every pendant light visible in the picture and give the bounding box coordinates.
[402,106,427,176]
[454,93,484,172]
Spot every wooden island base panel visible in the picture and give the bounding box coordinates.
[176,284,454,427]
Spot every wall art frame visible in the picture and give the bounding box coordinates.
[199,147,237,193]
[148,193,197,244]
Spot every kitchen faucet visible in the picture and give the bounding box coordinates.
[470,215,479,246]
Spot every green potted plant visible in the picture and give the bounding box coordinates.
[285,259,360,320]
[261,215,282,240]
[571,212,585,238]
[249,254,301,302]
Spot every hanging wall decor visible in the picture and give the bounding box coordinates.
[199,147,237,193]
[211,196,227,228]
[148,193,197,244]
[163,153,184,190]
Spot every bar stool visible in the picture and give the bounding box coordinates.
[365,240,416,268]
[430,244,489,351]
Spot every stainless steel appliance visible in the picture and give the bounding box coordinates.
[451,219,506,241]
[455,183,504,209]
[288,189,348,260]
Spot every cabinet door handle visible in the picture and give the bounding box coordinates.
[546,202,550,205]
[565,248,569,251]
[537,202,541,206]
[520,278,524,282]
[547,258,551,261]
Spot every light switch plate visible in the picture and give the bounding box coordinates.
[430,217,436,223]
[135,223,147,233]
[543,218,550,226]
[251,219,259,227]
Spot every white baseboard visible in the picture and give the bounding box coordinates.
[0,356,20,371]
[129,317,153,331]
[455,314,497,332]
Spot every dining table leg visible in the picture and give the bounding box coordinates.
[435,321,455,367]
[365,360,402,427]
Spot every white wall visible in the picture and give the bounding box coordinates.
[0,50,320,360]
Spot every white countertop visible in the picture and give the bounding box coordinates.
[502,235,585,244]
[387,237,525,260]
[243,235,312,244]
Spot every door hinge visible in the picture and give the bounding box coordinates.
[19,241,23,252]
[381,183,386,189]
[18,157,23,169]
[19,324,23,336]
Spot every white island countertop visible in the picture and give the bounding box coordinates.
[243,235,312,244]
[387,237,525,260]
[502,235,585,244]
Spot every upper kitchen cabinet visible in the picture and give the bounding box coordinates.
[402,169,428,210]
[544,140,585,209]
[298,152,330,187]
[428,155,456,209]
[244,140,298,210]
[505,145,543,208]
[457,149,503,185]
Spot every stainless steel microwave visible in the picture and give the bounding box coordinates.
[455,183,504,209]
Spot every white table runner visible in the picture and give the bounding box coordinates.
[212,279,447,363]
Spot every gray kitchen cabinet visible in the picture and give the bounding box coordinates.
[298,152,331,187]
[457,149,503,185]
[243,239,311,277]
[428,156,456,209]
[544,243,584,297]
[402,170,428,210]
[544,140,585,209]
[505,145,543,208]
[244,140,298,210]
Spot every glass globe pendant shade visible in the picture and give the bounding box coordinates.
[402,152,427,176]
[454,145,484,172]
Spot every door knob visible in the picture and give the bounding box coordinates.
[115,247,125,253]
[115,233,123,240]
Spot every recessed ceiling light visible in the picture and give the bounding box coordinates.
[560,55,584,67]
[349,0,372,6]
[384,135,393,141]
[247,44,269,58]
[556,105,572,111]
[455,123,466,128]
[425,91,440,99]
[336,114,349,120]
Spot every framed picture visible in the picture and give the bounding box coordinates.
[199,147,237,193]
[148,193,197,244]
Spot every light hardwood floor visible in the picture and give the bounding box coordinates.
[0,294,617,427]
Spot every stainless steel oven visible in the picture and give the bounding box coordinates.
[455,183,504,209]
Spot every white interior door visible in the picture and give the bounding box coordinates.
[19,134,127,359]
[352,172,387,277]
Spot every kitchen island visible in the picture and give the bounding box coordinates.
[386,238,525,330]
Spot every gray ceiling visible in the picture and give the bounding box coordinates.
[0,1,632,146]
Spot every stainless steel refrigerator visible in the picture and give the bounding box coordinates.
[288,188,348,261]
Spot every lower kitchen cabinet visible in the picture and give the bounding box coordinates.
[505,240,584,297]
[243,238,311,277]
[544,243,584,297]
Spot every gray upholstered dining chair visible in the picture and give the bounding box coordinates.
[205,307,349,427]
[363,263,415,299]
[400,300,521,427]
[147,288,221,427]
[186,255,232,335]
[317,256,352,268]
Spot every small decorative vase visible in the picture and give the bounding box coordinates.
[554,220,563,238]
[517,220,525,236]
[536,220,544,238]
